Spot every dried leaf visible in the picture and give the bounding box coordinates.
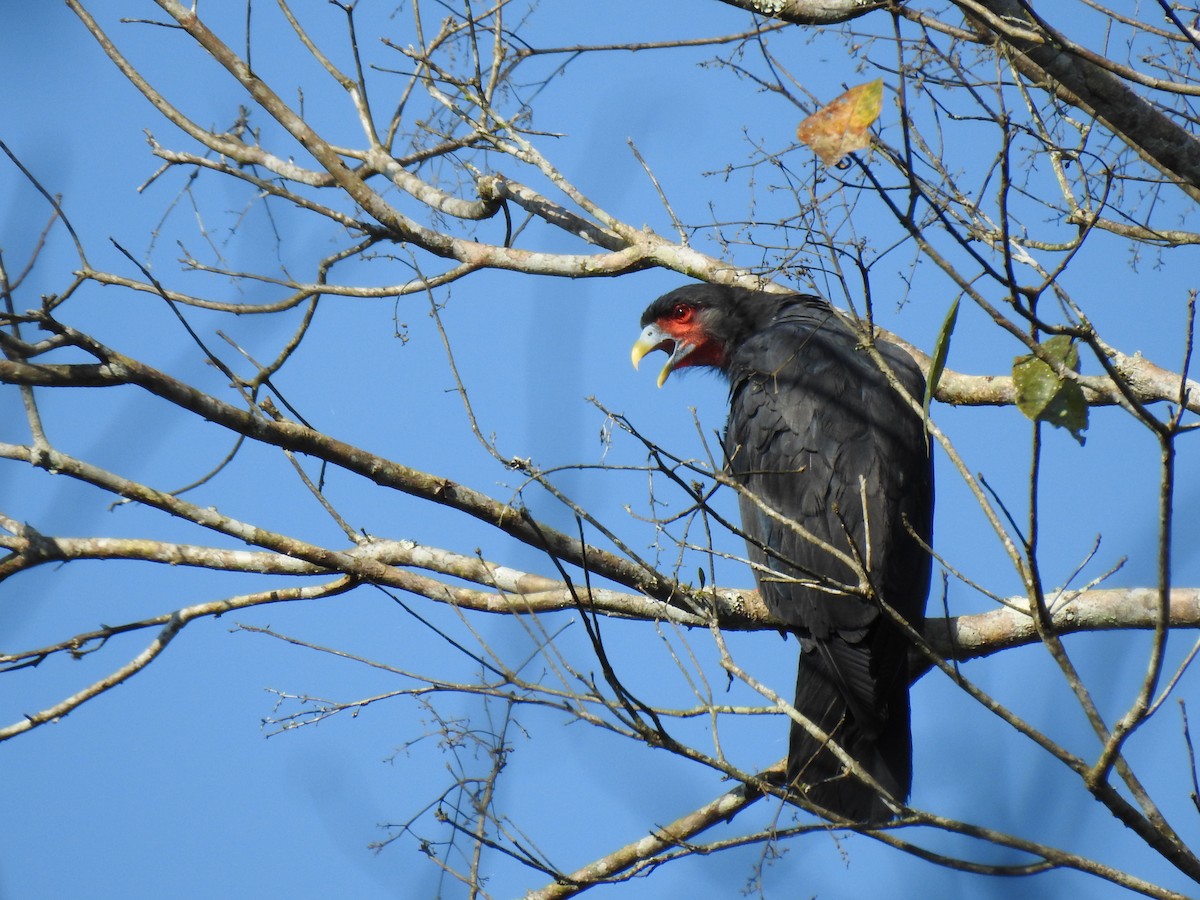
[797,79,884,166]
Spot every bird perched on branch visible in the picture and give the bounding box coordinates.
[632,284,933,821]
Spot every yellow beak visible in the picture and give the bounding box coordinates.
[632,323,691,388]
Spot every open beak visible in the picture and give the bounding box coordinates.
[631,323,694,388]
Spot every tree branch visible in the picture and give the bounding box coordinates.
[712,0,885,26]
[524,778,771,899]
[955,0,1200,200]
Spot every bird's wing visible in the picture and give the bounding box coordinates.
[724,310,931,642]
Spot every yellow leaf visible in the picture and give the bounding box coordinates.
[796,79,884,166]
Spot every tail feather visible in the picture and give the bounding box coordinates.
[787,634,911,821]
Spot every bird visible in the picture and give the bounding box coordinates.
[631,283,933,821]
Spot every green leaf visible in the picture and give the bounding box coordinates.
[923,295,960,432]
[1012,335,1089,445]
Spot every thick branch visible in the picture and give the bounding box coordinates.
[920,588,1200,664]
[957,0,1200,199]
[2,522,1194,663]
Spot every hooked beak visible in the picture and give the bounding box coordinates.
[631,323,694,388]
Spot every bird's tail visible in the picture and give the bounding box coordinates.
[786,635,911,822]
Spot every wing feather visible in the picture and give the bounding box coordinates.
[723,295,932,817]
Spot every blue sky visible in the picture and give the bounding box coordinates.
[3,3,1200,898]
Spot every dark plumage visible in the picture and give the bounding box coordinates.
[632,284,933,820]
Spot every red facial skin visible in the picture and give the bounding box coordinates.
[657,303,727,371]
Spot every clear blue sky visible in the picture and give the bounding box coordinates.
[3,3,1199,898]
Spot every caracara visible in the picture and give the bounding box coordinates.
[632,284,932,820]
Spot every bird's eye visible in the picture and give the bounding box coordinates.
[670,303,692,321]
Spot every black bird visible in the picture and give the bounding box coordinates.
[632,284,932,820]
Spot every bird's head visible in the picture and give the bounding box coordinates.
[631,285,747,387]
